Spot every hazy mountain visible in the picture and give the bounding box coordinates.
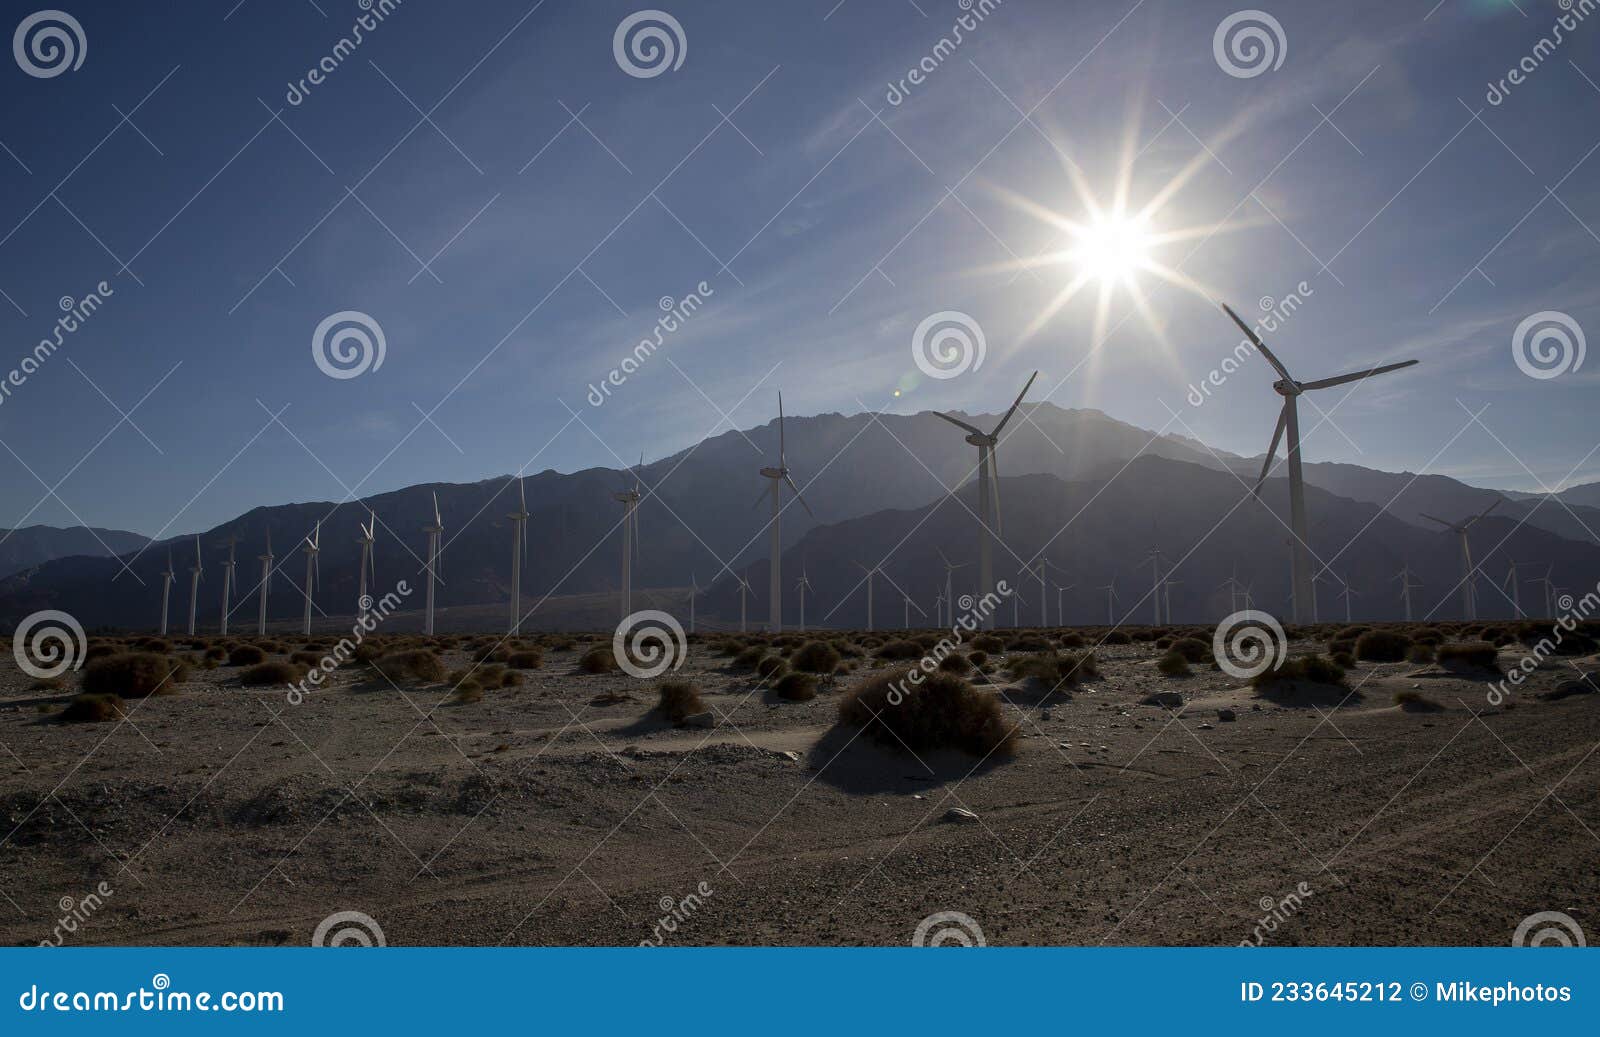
[0,525,149,581]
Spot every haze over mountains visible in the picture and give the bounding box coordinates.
[0,526,148,582]
[2,404,1594,631]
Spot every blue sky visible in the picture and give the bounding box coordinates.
[1,0,1596,538]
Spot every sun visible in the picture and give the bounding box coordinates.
[1069,210,1155,287]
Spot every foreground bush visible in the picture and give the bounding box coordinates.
[790,640,841,673]
[228,644,266,666]
[578,647,618,674]
[507,649,544,669]
[1355,629,1411,662]
[1251,654,1346,689]
[1157,651,1191,677]
[61,693,126,723]
[775,672,818,701]
[839,669,1017,757]
[1436,641,1499,671]
[81,653,190,699]
[655,680,705,723]
[240,661,308,686]
[373,650,447,682]
[874,639,923,661]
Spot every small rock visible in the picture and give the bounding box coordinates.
[681,712,715,729]
[777,750,801,762]
[1197,723,1215,730]
[1142,691,1184,708]
[944,807,980,824]
[1217,708,1237,722]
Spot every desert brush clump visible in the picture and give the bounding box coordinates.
[1355,629,1412,662]
[938,652,971,673]
[506,648,544,669]
[731,645,768,670]
[1167,637,1211,664]
[1005,635,1052,653]
[1156,651,1191,677]
[1251,654,1346,690]
[81,653,191,699]
[790,640,841,674]
[756,655,788,680]
[838,668,1018,757]
[1436,641,1500,672]
[970,634,1005,654]
[60,693,126,723]
[1393,688,1442,711]
[655,680,706,723]
[1007,650,1099,685]
[1102,629,1132,645]
[227,644,267,666]
[775,671,819,701]
[1406,642,1436,664]
[240,661,308,686]
[372,650,448,682]
[874,639,923,660]
[578,647,618,674]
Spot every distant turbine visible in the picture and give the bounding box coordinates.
[1224,302,1419,623]
[355,508,376,626]
[1532,564,1556,618]
[756,392,813,634]
[689,571,700,634]
[935,547,967,626]
[933,371,1038,630]
[1140,547,1167,625]
[736,574,751,633]
[1393,563,1421,622]
[613,461,642,621]
[504,477,530,635]
[1056,582,1076,623]
[1502,560,1525,619]
[856,562,879,632]
[1033,559,1048,627]
[300,521,320,636]
[794,565,812,632]
[424,493,443,636]
[1162,578,1182,623]
[1100,576,1119,625]
[256,530,274,636]
[1420,499,1501,621]
[1337,574,1359,623]
[185,535,203,636]
[158,549,175,635]
[934,590,946,627]
[218,534,238,636]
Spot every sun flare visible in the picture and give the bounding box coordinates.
[1069,211,1155,287]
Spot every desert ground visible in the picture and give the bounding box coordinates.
[1,621,1595,947]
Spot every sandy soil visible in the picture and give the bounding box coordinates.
[1,633,1596,947]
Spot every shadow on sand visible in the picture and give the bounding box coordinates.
[803,723,1010,795]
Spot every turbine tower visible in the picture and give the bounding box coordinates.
[933,371,1038,629]
[1420,499,1500,621]
[300,521,320,636]
[355,508,376,626]
[756,392,812,634]
[1224,302,1419,624]
[1533,564,1556,618]
[1394,563,1421,622]
[613,462,642,621]
[507,477,529,634]
[736,574,750,633]
[1140,547,1168,625]
[1337,574,1359,623]
[256,531,274,636]
[935,547,967,626]
[185,535,203,636]
[1057,582,1076,623]
[218,534,238,635]
[1503,560,1525,619]
[856,562,878,632]
[158,549,175,635]
[688,571,700,634]
[424,493,443,636]
[1100,576,1119,626]
[795,566,812,632]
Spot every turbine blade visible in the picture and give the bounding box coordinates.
[933,411,984,436]
[784,473,814,517]
[1221,302,1293,381]
[1418,513,1453,528]
[519,475,526,512]
[991,371,1038,436]
[1254,404,1288,497]
[1298,359,1419,391]
[778,391,785,466]
[753,481,772,510]
[433,491,441,527]
[1477,497,1503,521]
[989,451,1003,535]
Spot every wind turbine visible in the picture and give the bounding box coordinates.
[185,535,203,636]
[1420,499,1500,621]
[424,493,443,636]
[1100,576,1120,626]
[755,393,812,634]
[1056,582,1076,623]
[1033,559,1048,627]
[856,562,878,632]
[300,521,320,636]
[158,549,175,635]
[612,462,642,621]
[934,547,967,628]
[1218,573,1242,614]
[355,508,376,626]
[218,534,238,635]
[1162,578,1182,623]
[1224,302,1419,624]
[934,590,946,627]
[256,531,273,636]
[1502,560,1526,619]
[688,571,700,634]
[1533,564,1556,619]
[795,567,813,632]
[933,371,1038,630]
[735,574,751,633]
[1336,574,1359,623]
[1010,582,1028,628]
[508,477,529,634]
[1393,563,1421,622]
[1140,548,1167,625]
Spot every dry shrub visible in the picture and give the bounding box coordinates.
[507,649,544,669]
[839,669,1017,757]
[1437,641,1499,671]
[1102,630,1132,645]
[656,680,705,722]
[455,680,484,703]
[373,650,447,682]
[241,661,308,686]
[756,655,788,680]
[1251,654,1346,690]
[578,647,617,674]
[1356,629,1411,662]
[1167,637,1211,663]
[1156,651,1191,676]
[731,646,767,670]
[1407,643,1436,664]
[61,693,126,723]
[228,644,266,666]
[970,634,1005,654]
[791,640,841,673]
[81,653,190,699]
[775,672,818,701]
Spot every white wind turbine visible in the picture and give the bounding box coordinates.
[1336,574,1359,623]
[613,462,642,621]
[1223,302,1419,624]
[735,574,751,633]
[934,589,946,627]
[1140,547,1167,624]
[1502,560,1526,619]
[158,549,175,635]
[935,547,967,629]
[933,371,1038,630]
[1057,582,1076,623]
[1420,499,1500,621]
[755,393,812,634]
[185,535,203,636]
[1163,578,1182,623]
[688,571,700,634]
[256,530,273,636]
[1033,559,1048,627]
[507,477,529,634]
[1393,563,1421,622]
[1100,576,1120,626]
[855,562,879,632]
[1533,564,1556,618]
[300,521,320,636]
[794,566,812,632]
[355,508,376,626]
[424,493,443,636]
[218,534,238,635]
